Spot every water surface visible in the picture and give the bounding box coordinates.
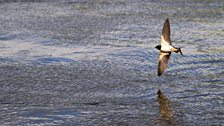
[0,1,223,126]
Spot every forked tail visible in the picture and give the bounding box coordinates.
[179,48,183,55]
[174,48,183,55]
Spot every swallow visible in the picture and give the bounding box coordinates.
[155,19,183,76]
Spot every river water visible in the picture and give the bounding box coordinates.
[0,1,223,126]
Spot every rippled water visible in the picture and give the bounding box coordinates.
[0,1,223,126]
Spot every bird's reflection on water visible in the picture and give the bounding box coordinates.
[155,89,175,126]
[157,89,173,119]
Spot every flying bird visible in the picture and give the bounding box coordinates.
[155,19,183,76]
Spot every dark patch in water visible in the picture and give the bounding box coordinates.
[35,57,75,64]
[0,57,16,63]
[0,33,18,41]
[83,101,101,106]
[73,51,95,54]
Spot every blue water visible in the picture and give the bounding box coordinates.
[0,1,223,126]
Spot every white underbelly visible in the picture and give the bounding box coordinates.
[161,45,172,51]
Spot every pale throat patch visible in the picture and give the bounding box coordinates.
[161,35,172,51]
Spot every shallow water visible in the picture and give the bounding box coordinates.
[0,1,224,126]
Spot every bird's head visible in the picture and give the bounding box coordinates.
[155,45,161,50]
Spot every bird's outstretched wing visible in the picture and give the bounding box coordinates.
[158,52,171,76]
[161,19,171,45]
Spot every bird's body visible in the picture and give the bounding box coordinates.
[155,19,183,76]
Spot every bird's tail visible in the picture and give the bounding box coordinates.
[174,48,183,55]
[178,48,183,55]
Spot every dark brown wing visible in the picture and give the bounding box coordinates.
[161,19,171,45]
[158,52,171,76]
